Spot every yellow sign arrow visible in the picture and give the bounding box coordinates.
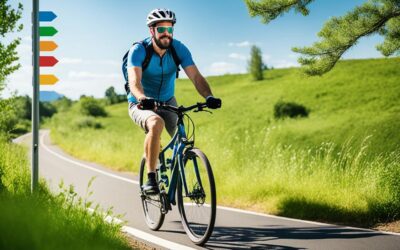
[40,41,58,51]
[40,74,59,85]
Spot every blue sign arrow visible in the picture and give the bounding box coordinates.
[39,11,57,22]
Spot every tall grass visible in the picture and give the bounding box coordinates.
[206,126,400,225]
[46,58,400,226]
[0,136,133,249]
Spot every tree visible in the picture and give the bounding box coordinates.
[245,0,400,76]
[105,86,118,104]
[79,96,107,117]
[105,86,127,104]
[0,0,23,85]
[0,0,23,138]
[248,45,265,80]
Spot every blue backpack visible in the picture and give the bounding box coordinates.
[122,40,181,95]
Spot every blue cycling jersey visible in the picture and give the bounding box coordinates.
[127,37,195,103]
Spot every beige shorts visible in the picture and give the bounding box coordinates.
[128,97,178,137]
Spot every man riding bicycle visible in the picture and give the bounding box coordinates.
[126,8,222,194]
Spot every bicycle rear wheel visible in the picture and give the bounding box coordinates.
[177,148,216,245]
[139,157,165,230]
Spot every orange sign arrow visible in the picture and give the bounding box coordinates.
[40,41,58,51]
[40,74,59,85]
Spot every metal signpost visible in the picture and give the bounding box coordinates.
[32,0,39,192]
[32,0,58,192]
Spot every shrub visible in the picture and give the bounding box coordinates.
[79,97,107,117]
[0,98,18,139]
[274,100,309,119]
[52,96,73,112]
[74,117,103,129]
[40,102,57,118]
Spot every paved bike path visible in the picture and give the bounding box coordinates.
[19,130,400,249]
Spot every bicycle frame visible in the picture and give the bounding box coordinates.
[158,113,197,207]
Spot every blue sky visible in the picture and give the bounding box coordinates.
[5,0,384,99]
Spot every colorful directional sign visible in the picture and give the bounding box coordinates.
[39,11,58,86]
[40,41,58,51]
[39,11,57,22]
[40,75,59,85]
[39,26,58,36]
[39,56,58,67]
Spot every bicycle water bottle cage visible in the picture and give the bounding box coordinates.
[182,138,194,146]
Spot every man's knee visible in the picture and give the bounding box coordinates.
[146,116,165,134]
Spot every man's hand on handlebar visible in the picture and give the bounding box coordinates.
[138,97,156,110]
[206,96,222,109]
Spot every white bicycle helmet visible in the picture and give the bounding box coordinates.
[147,8,176,27]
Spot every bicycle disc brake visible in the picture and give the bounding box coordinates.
[190,183,206,205]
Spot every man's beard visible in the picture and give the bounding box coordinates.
[154,35,172,49]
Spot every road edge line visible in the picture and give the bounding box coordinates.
[39,131,138,185]
[88,208,196,250]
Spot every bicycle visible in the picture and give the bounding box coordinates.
[139,101,217,246]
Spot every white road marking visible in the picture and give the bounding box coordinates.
[40,132,139,185]
[39,131,400,237]
[88,208,196,250]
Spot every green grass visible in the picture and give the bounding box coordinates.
[47,57,400,227]
[0,135,133,249]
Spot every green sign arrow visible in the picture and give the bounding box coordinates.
[39,26,58,36]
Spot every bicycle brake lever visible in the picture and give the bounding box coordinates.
[194,109,212,114]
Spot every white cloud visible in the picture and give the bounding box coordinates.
[41,79,124,100]
[17,44,31,54]
[92,59,120,66]
[228,41,251,47]
[60,57,83,64]
[288,53,298,59]
[229,53,248,60]
[4,64,32,97]
[262,53,271,61]
[59,58,119,66]
[23,36,32,42]
[207,62,245,75]
[271,59,299,68]
[67,71,120,79]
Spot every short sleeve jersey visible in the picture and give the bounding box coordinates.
[127,37,195,103]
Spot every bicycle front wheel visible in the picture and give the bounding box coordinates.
[177,148,216,245]
[139,157,165,230]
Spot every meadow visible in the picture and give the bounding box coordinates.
[47,57,400,227]
[0,135,133,249]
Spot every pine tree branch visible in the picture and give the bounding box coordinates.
[245,0,315,24]
[293,0,400,75]
[376,16,400,56]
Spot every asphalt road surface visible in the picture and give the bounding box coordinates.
[16,130,400,250]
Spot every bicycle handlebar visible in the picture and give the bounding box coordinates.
[156,102,208,114]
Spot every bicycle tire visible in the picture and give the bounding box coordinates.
[177,148,216,245]
[139,157,165,230]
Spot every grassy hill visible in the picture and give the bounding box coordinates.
[47,57,400,227]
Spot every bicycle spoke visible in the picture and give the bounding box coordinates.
[139,157,165,230]
[178,149,216,245]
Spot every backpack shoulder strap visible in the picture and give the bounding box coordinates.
[141,40,154,71]
[169,41,181,67]
[169,40,182,78]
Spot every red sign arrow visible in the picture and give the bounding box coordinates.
[39,56,58,67]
